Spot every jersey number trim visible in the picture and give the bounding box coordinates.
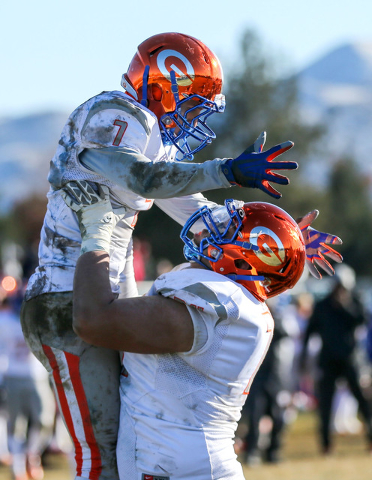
[113,120,128,146]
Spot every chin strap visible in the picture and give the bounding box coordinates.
[140,65,150,107]
[233,240,260,251]
[169,70,180,104]
[226,273,265,282]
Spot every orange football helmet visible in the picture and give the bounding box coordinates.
[121,32,225,160]
[181,200,306,301]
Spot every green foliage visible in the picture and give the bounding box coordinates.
[4,195,47,245]
[197,29,323,162]
[324,159,372,274]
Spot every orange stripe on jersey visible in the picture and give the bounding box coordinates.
[42,345,83,477]
[65,352,102,480]
[131,213,139,228]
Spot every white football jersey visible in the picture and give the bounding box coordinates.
[117,267,274,480]
[48,90,167,211]
[25,91,222,299]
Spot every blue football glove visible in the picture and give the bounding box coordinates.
[221,132,297,199]
[297,210,343,279]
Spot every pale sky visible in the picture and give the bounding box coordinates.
[1,0,371,118]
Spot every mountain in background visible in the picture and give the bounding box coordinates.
[0,112,67,212]
[1,41,372,212]
[296,42,372,182]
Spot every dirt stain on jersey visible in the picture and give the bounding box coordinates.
[128,161,197,195]
[42,225,81,265]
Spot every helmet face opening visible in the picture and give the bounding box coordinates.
[181,200,306,301]
[181,200,246,263]
[122,32,225,161]
[160,92,225,161]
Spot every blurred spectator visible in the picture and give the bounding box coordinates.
[0,294,56,480]
[241,296,299,465]
[133,237,157,281]
[21,240,40,282]
[333,382,363,435]
[291,292,318,410]
[300,264,372,454]
[366,311,372,364]
[133,237,147,282]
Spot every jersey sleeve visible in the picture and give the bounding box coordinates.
[79,148,231,199]
[184,306,212,354]
[80,96,157,154]
[154,272,242,354]
[154,194,219,230]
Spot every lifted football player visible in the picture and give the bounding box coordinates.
[22,32,306,480]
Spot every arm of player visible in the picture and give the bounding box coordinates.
[78,99,231,198]
[73,251,194,353]
[79,131,296,200]
[80,146,231,198]
[60,180,194,353]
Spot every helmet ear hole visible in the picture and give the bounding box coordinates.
[234,258,252,270]
[151,84,163,101]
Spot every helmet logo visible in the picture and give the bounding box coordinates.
[250,227,285,266]
[157,49,195,86]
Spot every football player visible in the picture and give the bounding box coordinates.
[21,32,300,480]
[60,180,341,479]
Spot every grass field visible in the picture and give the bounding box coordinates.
[0,410,371,480]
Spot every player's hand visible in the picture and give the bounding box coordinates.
[61,180,126,254]
[297,210,343,279]
[221,132,297,198]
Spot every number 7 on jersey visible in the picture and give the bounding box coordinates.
[113,119,128,146]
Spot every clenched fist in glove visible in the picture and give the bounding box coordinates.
[221,132,297,199]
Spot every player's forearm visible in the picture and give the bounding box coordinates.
[73,251,194,352]
[80,147,231,198]
[126,158,231,198]
[73,251,115,338]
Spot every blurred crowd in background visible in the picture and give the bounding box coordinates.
[1,238,372,480]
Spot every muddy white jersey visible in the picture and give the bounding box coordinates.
[47,89,229,210]
[117,267,274,480]
[48,90,167,211]
[25,90,223,299]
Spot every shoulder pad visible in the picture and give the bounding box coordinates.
[80,93,155,149]
[154,270,241,322]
